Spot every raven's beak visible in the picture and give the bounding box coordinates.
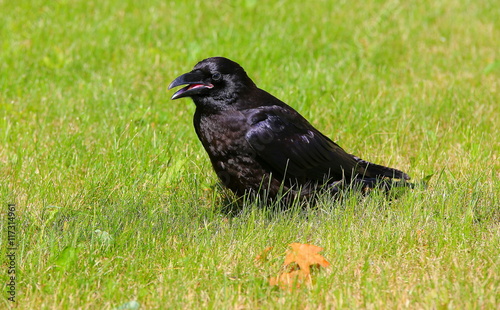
[168,70,214,100]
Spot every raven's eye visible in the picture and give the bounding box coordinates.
[212,72,222,81]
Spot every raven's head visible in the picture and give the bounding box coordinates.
[169,57,256,109]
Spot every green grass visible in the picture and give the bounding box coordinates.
[1,0,499,308]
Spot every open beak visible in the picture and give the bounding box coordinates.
[168,70,214,100]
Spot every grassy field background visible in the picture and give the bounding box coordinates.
[1,0,499,308]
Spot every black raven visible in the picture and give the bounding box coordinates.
[169,57,411,203]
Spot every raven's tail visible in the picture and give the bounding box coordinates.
[327,177,415,197]
[355,158,410,180]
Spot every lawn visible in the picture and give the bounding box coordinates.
[1,0,499,308]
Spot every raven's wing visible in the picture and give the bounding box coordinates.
[244,106,409,182]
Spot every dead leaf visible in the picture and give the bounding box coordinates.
[269,243,330,290]
[284,243,330,274]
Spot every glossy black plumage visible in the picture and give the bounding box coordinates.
[169,57,411,202]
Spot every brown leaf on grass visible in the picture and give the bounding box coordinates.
[284,243,330,274]
[269,243,330,290]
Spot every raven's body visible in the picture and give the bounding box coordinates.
[170,57,410,201]
[194,109,276,197]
